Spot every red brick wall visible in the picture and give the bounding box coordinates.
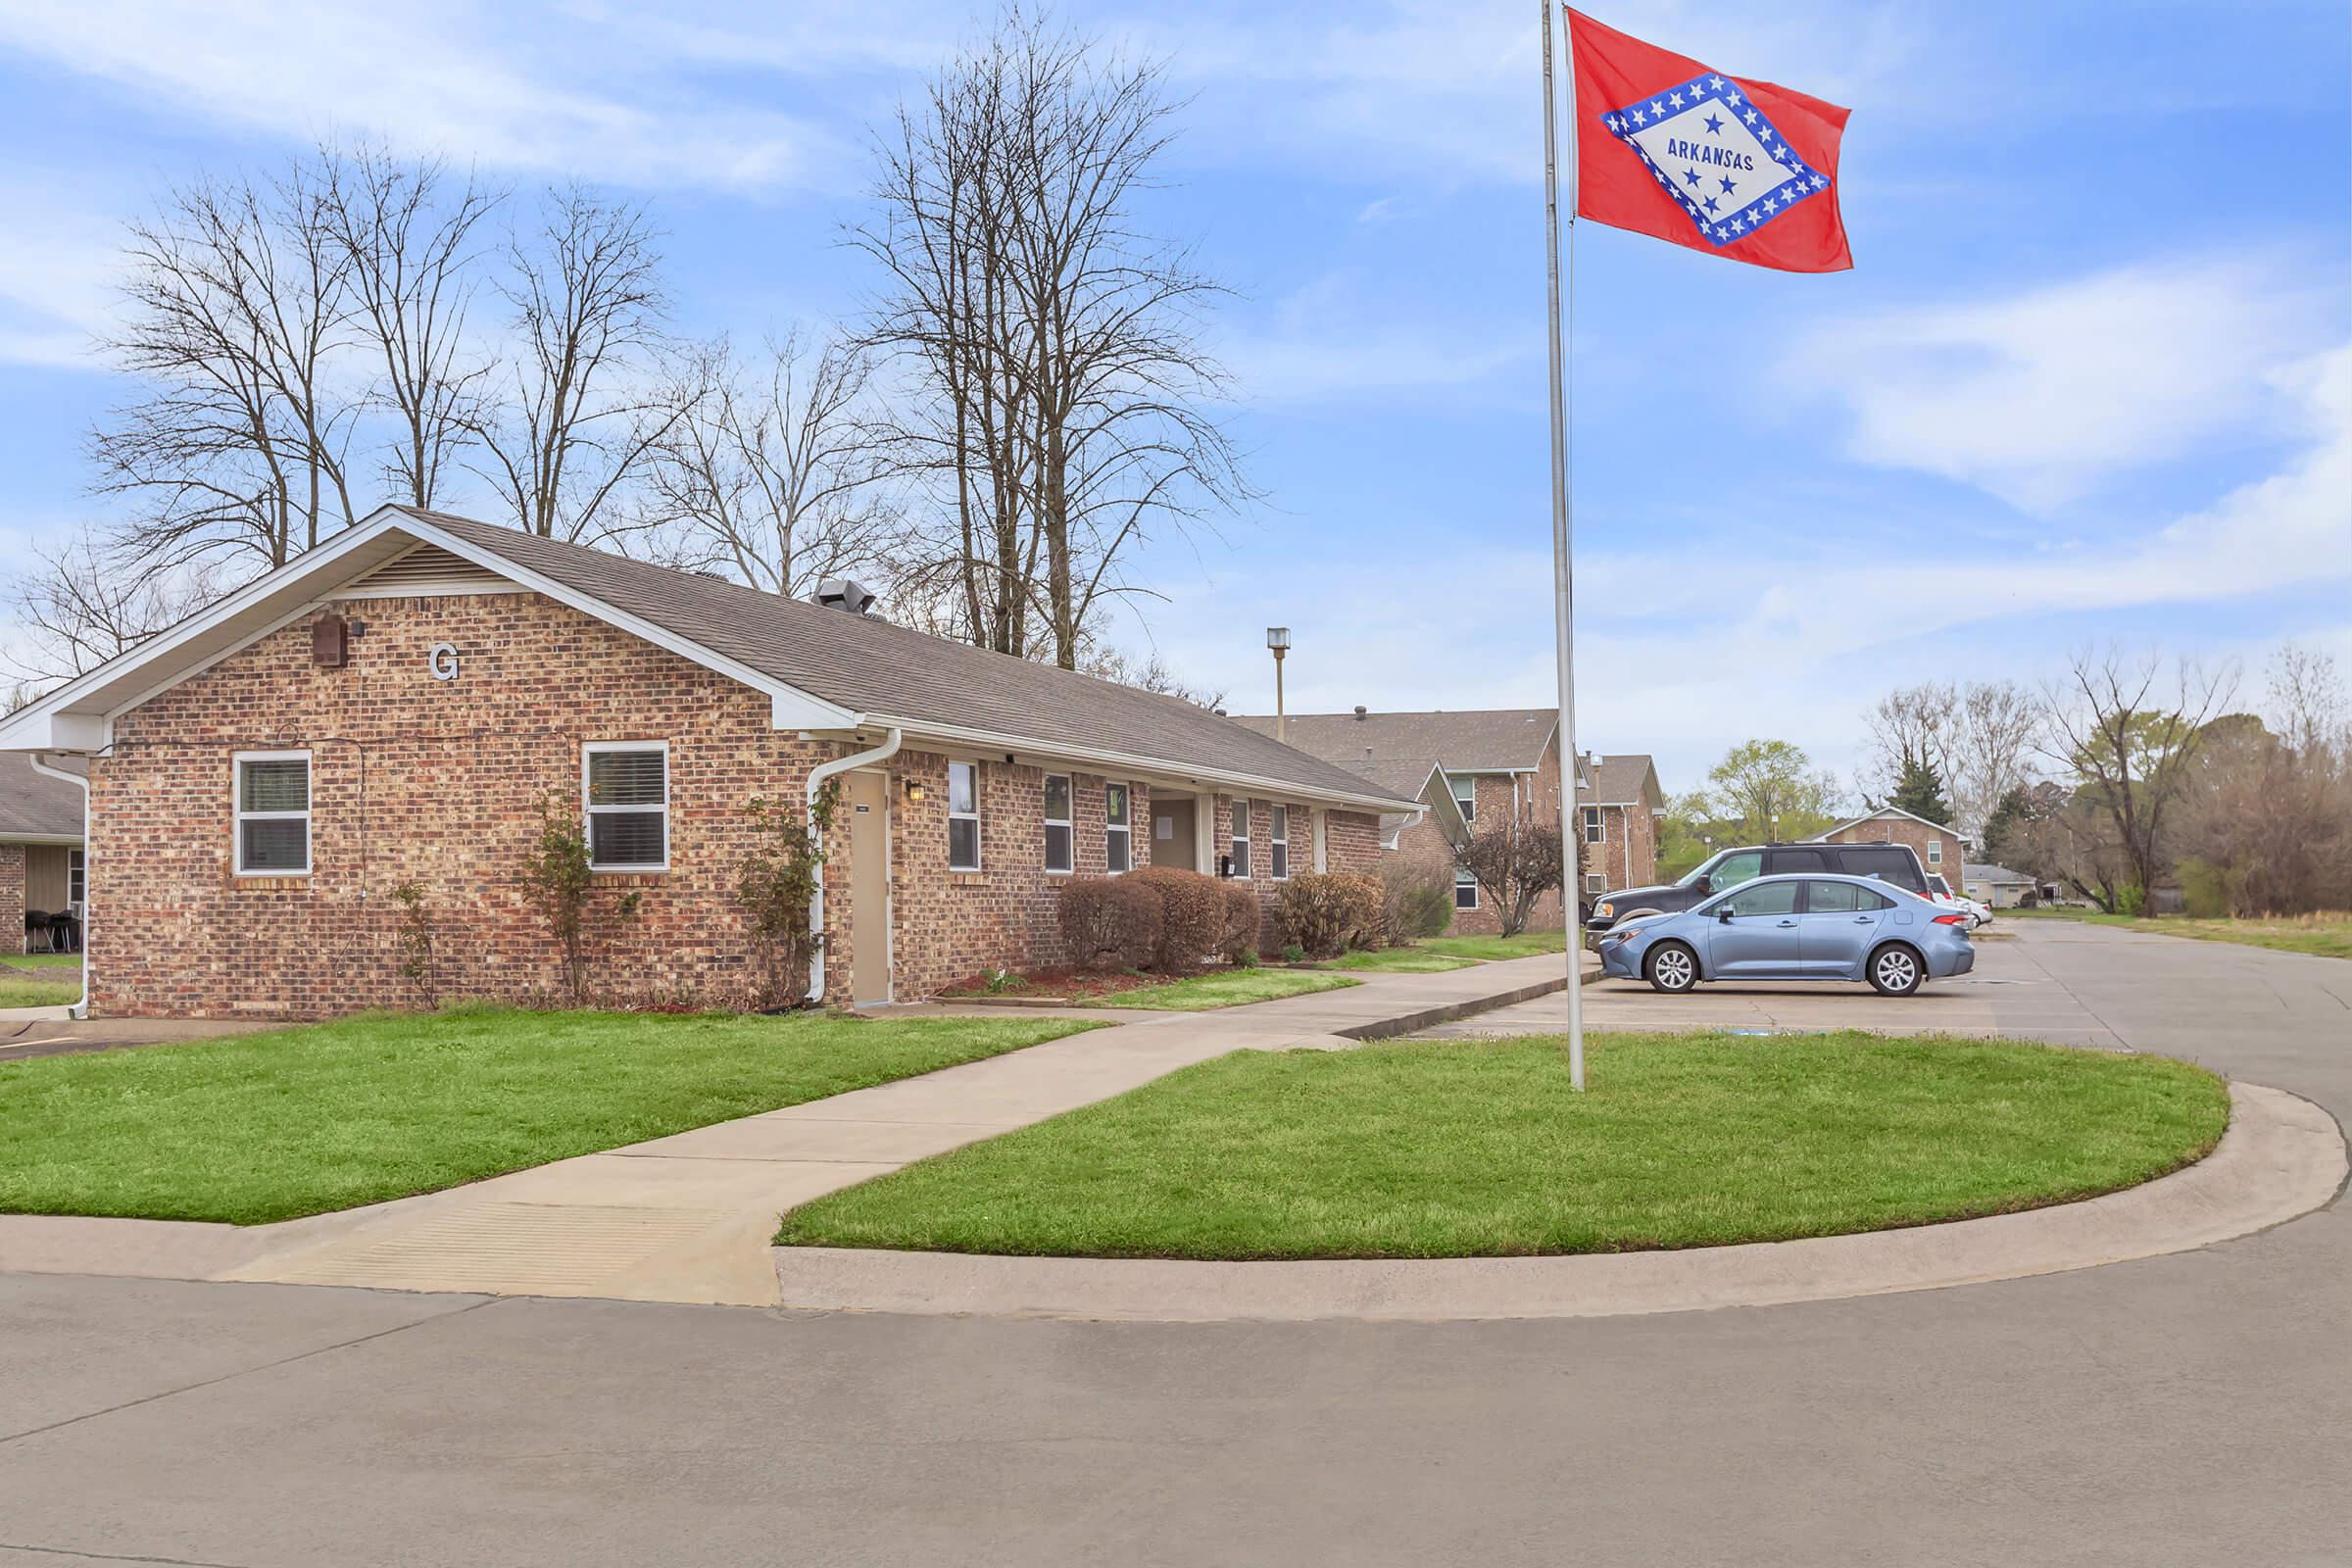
[0,843,23,956]
[1823,818,1965,887]
[1199,795,1379,954]
[88,588,1364,1016]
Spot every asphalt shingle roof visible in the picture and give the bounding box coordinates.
[0,752,83,840]
[401,510,1415,808]
[1231,707,1658,807]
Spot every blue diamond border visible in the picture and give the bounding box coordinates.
[1596,73,1829,247]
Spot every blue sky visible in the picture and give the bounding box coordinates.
[0,0,2346,793]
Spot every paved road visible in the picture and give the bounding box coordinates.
[2,923,2346,1567]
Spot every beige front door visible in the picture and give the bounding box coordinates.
[1151,797,1197,870]
[845,770,892,1004]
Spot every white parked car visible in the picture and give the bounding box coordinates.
[1927,874,1990,928]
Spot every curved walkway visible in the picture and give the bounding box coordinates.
[772,1079,2342,1320]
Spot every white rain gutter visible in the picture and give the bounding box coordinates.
[28,754,90,1019]
[804,728,902,1005]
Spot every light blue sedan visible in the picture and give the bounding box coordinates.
[1594,873,1975,996]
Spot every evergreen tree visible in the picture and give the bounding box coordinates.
[1887,755,1953,827]
[1980,784,2031,860]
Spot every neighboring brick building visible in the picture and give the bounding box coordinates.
[0,508,1409,1019]
[0,751,84,956]
[1231,708,1662,936]
[1812,807,1971,891]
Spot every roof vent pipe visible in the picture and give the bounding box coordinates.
[814,578,877,615]
[1353,705,1367,719]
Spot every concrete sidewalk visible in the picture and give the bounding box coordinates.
[6,953,1580,1307]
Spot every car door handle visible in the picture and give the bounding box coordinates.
[1777,919,1796,926]
[1853,915,1873,923]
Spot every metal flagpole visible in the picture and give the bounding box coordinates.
[1540,0,1585,1091]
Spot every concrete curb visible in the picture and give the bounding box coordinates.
[769,1081,2345,1323]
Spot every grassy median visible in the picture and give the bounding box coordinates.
[0,1006,1102,1225]
[776,1032,2229,1259]
[2004,907,2352,960]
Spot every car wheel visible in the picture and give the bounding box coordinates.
[1868,943,1924,997]
[1646,941,1699,994]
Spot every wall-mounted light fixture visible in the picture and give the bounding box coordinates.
[904,778,926,803]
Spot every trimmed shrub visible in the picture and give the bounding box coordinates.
[1219,881,1261,964]
[1276,871,1386,959]
[1057,877,1164,972]
[1382,860,1454,945]
[1123,865,1226,972]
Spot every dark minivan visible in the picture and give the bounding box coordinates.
[1585,841,1931,934]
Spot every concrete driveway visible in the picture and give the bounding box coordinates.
[2,920,2347,1567]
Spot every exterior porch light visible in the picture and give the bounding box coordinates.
[1266,627,1291,743]
[904,778,926,802]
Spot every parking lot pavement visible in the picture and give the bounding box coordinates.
[1414,926,2130,1048]
[1,919,2345,1567]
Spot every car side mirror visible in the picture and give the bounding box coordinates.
[1717,905,1736,922]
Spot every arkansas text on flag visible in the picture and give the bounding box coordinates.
[1568,9,1852,272]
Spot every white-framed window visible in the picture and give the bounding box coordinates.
[1105,782,1133,874]
[947,760,981,871]
[582,743,669,872]
[234,751,312,875]
[1043,773,1074,873]
[1453,864,1479,909]
[1927,839,1943,865]
[1270,804,1290,880]
[1449,774,1476,823]
[1583,806,1605,844]
[67,848,85,908]
[1585,872,1607,895]
[1229,801,1251,879]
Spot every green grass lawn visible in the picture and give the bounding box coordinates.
[2004,906,2352,960]
[1,954,84,970]
[776,1032,2228,1259]
[1419,929,1568,961]
[1312,948,1477,973]
[0,1007,1102,1225]
[1097,969,1360,1010]
[0,972,79,1007]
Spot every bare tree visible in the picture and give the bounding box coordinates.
[2265,642,2351,758]
[5,537,220,684]
[1455,817,1567,938]
[1077,640,1225,710]
[321,145,502,509]
[91,160,361,576]
[469,185,681,542]
[856,7,1244,668]
[1950,679,2041,835]
[635,330,900,596]
[1862,682,1958,804]
[2036,648,2237,910]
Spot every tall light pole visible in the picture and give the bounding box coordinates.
[1267,627,1291,742]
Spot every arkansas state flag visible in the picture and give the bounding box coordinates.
[1569,9,1852,272]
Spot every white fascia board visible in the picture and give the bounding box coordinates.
[0,507,863,753]
[0,516,420,754]
[0,832,85,847]
[386,513,862,733]
[874,715,1422,815]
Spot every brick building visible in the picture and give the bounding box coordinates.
[0,508,1410,1019]
[1231,708,1662,936]
[1812,807,1971,891]
[0,751,85,956]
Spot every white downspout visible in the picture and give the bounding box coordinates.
[28,754,90,1020]
[804,728,902,1005]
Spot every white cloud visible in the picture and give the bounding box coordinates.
[1785,255,2335,512]
[0,1,847,191]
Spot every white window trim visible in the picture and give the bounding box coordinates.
[67,848,86,909]
[1583,806,1605,844]
[1270,804,1290,880]
[234,749,313,877]
[1104,781,1133,875]
[1927,840,1943,864]
[1454,863,1479,910]
[1229,800,1251,880]
[581,741,670,873]
[1043,772,1074,875]
[1584,872,1608,895]
[947,760,982,872]
[1449,775,1476,823]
